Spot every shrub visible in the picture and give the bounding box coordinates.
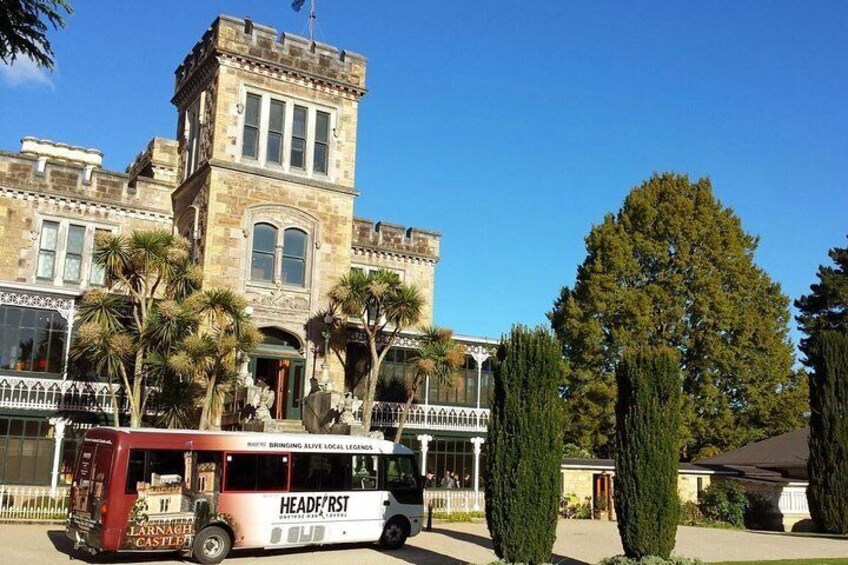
[431,510,485,522]
[614,349,682,559]
[486,326,565,565]
[744,493,774,530]
[698,481,748,528]
[598,556,705,565]
[560,494,593,519]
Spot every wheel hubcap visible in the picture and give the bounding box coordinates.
[203,536,222,557]
[386,525,401,542]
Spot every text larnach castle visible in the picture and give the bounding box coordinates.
[0,15,494,489]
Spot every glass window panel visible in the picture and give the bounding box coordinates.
[255,454,289,491]
[267,133,282,164]
[269,100,285,133]
[66,225,85,255]
[290,453,318,492]
[253,224,277,253]
[251,253,274,282]
[385,455,419,490]
[283,229,307,259]
[293,106,307,137]
[315,111,330,143]
[242,127,258,159]
[282,257,304,286]
[47,331,64,374]
[64,255,82,283]
[37,251,55,279]
[245,94,261,127]
[20,309,35,328]
[39,222,58,251]
[351,455,378,490]
[313,143,328,174]
[290,138,305,169]
[5,438,21,482]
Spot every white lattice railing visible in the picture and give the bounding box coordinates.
[0,374,127,413]
[425,489,485,513]
[0,485,69,521]
[778,486,809,514]
[361,401,490,433]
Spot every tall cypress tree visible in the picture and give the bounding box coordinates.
[614,348,681,559]
[807,331,848,534]
[485,326,564,565]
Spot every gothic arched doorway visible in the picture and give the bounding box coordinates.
[250,327,305,421]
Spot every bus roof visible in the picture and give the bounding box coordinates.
[85,427,414,455]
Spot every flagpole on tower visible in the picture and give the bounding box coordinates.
[309,0,317,42]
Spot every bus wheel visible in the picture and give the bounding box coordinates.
[192,526,231,565]
[380,517,409,550]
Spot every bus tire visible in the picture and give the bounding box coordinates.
[380,516,409,550]
[192,525,231,565]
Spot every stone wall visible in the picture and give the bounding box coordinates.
[0,146,173,286]
[351,218,440,324]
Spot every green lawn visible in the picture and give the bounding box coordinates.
[712,560,848,565]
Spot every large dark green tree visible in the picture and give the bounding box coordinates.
[614,348,681,559]
[806,331,848,534]
[0,0,72,68]
[550,173,805,458]
[795,236,848,361]
[485,326,563,565]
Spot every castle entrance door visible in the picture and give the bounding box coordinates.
[251,327,305,421]
[253,357,304,420]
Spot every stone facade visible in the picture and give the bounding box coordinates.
[0,13,492,487]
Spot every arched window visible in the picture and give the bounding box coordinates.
[251,223,277,281]
[282,228,307,286]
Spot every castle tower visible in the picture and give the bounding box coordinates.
[170,16,367,415]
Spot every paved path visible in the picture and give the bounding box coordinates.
[1,520,848,564]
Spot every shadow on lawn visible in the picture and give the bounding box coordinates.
[430,526,590,565]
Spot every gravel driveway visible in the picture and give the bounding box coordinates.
[1,520,847,564]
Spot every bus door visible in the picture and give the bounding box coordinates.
[382,454,424,519]
[70,442,114,542]
[347,453,383,541]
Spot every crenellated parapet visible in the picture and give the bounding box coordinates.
[174,15,367,107]
[0,138,173,219]
[126,137,180,189]
[351,218,441,264]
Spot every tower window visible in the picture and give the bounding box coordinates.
[282,228,307,287]
[290,106,308,170]
[242,93,262,159]
[313,111,330,174]
[251,223,277,282]
[267,99,285,165]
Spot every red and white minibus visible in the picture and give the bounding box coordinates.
[66,427,423,564]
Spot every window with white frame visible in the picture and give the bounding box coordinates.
[183,100,202,180]
[35,220,115,287]
[239,90,334,177]
[249,223,309,287]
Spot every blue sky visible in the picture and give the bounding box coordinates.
[1,1,846,348]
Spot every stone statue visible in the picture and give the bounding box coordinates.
[336,392,362,426]
[250,380,275,423]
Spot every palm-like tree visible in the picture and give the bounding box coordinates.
[395,326,465,441]
[169,289,260,430]
[329,269,423,431]
[72,230,201,427]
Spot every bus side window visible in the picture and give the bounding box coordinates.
[383,455,419,490]
[224,453,289,492]
[350,455,378,490]
[290,454,349,492]
[125,449,186,494]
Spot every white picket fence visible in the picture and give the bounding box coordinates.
[424,489,485,513]
[0,485,69,521]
